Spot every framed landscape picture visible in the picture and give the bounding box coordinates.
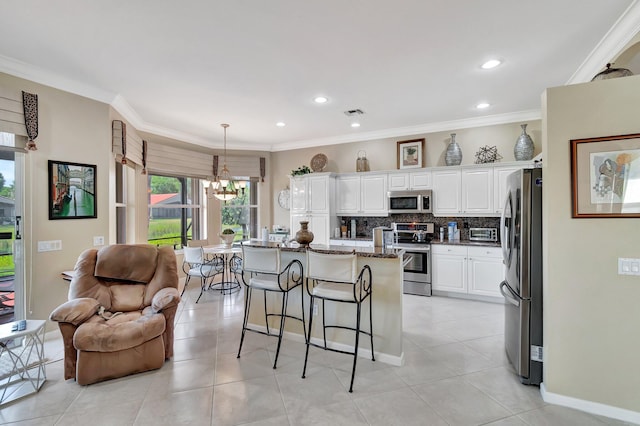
[48,160,97,220]
[570,134,640,218]
[397,138,425,169]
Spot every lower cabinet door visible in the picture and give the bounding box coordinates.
[432,252,467,293]
[467,247,504,298]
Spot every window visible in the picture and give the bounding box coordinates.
[115,161,126,244]
[148,174,204,248]
[221,178,258,241]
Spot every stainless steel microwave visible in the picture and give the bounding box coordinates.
[387,190,432,214]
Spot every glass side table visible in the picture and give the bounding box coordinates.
[0,320,46,405]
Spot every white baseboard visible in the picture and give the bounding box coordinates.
[248,323,405,367]
[541,383,640,425]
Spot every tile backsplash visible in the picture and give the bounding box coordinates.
[339,214,500,241]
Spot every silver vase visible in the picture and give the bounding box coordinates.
[445,133,462,166]
[514,124,535,161]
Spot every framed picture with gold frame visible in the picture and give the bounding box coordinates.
[570,133,640,218]
[397,138,424,169]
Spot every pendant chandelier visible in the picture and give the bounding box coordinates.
[203,123,246,201]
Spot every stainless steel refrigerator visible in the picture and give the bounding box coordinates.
[499,168,543,385]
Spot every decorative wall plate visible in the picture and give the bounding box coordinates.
[310,153,328,172]
[277,188,290,210]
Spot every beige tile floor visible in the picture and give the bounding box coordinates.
[0,282,632,425]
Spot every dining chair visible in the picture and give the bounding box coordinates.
[181,246,224,303]
[301,249,374,392]
[237,245,305,369]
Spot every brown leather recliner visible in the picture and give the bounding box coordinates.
[50,244,180,385]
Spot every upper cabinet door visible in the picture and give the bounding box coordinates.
[409,171,432,189]
[388,173,409,191]
[461,168,493,215]
[308,175,331,214]
[336,175,361,214]
[433,169,461,216]
[493,166,521,215]
[361,174,387,215]
[290,177,308,213]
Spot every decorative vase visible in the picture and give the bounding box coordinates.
[445,133,462,166]
[514,124,535,161]
[295,221,314,246]
[219,233,235,247]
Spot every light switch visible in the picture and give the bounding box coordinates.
[93,236,105,246]
[618,258,640,276]
[37,240,62,252]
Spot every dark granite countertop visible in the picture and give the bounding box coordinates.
[240,240,403,258]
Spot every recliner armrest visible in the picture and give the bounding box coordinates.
[151,287,180,313]
[50,297,101,325]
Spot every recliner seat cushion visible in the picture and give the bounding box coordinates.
[73,312,166,352]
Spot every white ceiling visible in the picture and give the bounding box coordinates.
[1,0,638,151]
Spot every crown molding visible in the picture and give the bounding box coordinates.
[567,0,640,84]
[1,53,541,153]
[0,54,116,104]
[269,109,542,152]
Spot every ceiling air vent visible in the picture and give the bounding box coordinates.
[344,109,365,116]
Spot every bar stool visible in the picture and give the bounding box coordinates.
[237,245,305,369]
[302,249,374,392]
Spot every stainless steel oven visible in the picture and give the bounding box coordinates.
[402,245,431,296]
[393,222,433,296]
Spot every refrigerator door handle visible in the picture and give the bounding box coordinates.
[500,281,520,307]
[500,195,510,263]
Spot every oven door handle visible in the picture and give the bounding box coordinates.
[402,255,413,268]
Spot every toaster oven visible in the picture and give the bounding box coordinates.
[469,228,498,242]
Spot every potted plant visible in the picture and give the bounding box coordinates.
[219,228,235,247]
[290,165,312,176]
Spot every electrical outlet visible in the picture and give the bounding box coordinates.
[93,236,105,246]
[313,303,318,316]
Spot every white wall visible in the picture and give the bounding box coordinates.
[1,72,111,322]
[543,75,640,412]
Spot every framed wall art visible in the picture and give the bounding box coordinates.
[48,160,97,220]
[570,134,640,218]
[397,138,425,169]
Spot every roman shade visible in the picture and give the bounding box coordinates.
[0,87,29,151]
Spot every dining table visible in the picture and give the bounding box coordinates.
[202,244,242,294]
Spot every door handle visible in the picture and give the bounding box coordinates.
[499,281,520,307]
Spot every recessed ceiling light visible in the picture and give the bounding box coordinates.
[481,59,502,69]
[351,122,361,128]
[314,96,328,104]
[476,102,490,109]
[276,122,286,127]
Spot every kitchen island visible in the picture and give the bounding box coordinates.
[240,241,405,366]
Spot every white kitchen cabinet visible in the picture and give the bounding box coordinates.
[432,244,467,294]
[467,246,504,298]
[336,173,387,216]
[329,239,374,248]
[433,166,494,216]
[291,213,332,246]
[432,169,461,216]
[388,170,432,191]
[493,165,522,215]
[461,168,493,215]
[433,244,504,299]
[290,173,336,245]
